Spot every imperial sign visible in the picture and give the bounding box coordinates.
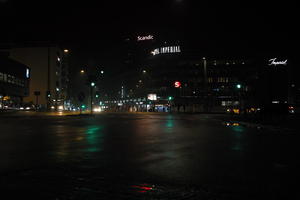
[268,58,288,66]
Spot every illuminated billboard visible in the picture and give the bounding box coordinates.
[147,94,157,101]
[151,46,181,55]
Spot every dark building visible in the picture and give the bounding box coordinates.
[104,36,293,113]
[0,56,30,108]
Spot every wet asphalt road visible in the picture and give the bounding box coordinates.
[0,113,299,199]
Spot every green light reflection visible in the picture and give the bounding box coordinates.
[231,124,244,151]
[165,115,174,132]
[85,126,104,153]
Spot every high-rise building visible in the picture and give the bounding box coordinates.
[6,44,70,109]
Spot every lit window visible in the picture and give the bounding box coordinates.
[26,68,30,78]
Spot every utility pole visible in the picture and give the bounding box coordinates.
[203,57,208,112]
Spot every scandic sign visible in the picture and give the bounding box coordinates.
[137,35,154,41]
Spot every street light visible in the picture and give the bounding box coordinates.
[64,49,69,53]
[236,84,242,89]
[80,69,85,74]
[90,82,95,114]
[100,70,104,74]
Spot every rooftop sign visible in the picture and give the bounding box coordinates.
[137,35,154,41]
[151,46,181,56]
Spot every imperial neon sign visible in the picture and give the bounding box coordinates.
[137,35,154,41]
[268,58,288,66]
[151,46,181,55]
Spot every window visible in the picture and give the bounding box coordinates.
[7,75,11,83]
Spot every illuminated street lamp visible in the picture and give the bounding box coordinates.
[90,82,95,114]
[80,69,85,74]
[64,49,69,53]
[236,84,242,89]
[100,70,104,74]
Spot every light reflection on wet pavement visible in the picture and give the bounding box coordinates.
[0,113,299,199]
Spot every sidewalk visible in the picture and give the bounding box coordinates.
[214,113,299,132]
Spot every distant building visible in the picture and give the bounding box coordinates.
[0,56,30,108]
[6,45,70,109]
[106,36,293,113]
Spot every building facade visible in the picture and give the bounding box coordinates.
[0,56,30,108]
[7,45,70,110]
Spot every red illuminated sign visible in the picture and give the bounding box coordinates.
[174,81,181,88]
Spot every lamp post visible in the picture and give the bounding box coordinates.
[90,82,95,114]
[236,84,242,114]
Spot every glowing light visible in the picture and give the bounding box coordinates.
[93,107,102,112]
[147,94,157,101]
[57,57,61,62]
[80,69,85,73]
[100,70,104,74]
[51,106,55,109]
[26,107,31,110]
[174,81,181,88]
[151,46,181,55]
[64,49,69,53]
[26,68,30,78]
[58,105,64,110]
[236,84,241,89]
[269,58,287,66]
[137,35,154,41]
[91,82,95,87]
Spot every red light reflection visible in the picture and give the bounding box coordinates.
[132,184,153,193]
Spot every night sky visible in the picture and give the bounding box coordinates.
[1,0,299,69]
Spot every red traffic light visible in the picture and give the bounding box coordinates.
[174,81,181,88]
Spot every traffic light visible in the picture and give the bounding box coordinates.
[95,94,99,98]
[81,105,86,109]
[168,96,173,101]
[236,84,241,89]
